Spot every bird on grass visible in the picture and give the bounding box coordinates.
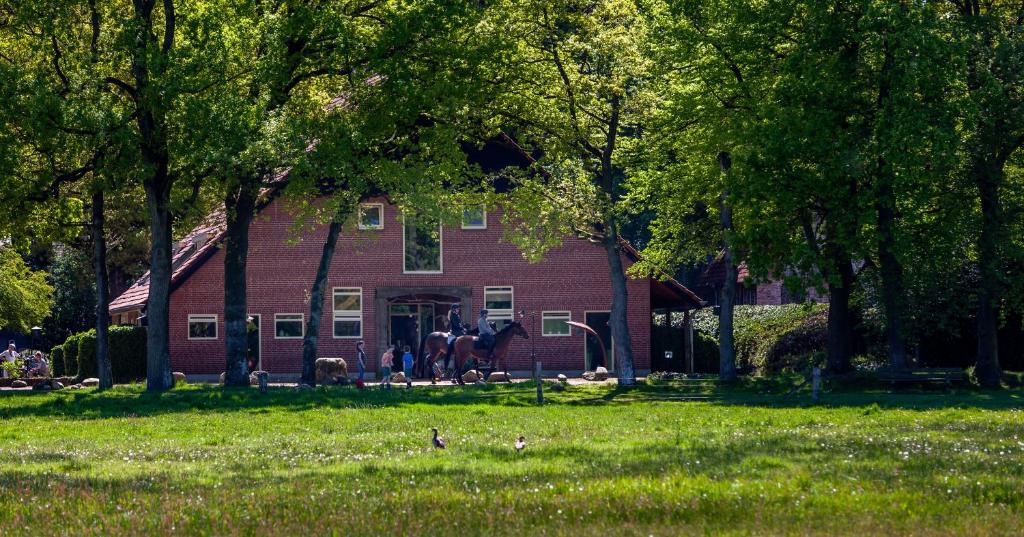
[515,435,526,452]
[432,427,446,449]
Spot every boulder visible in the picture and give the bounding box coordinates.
[172,372,187,384]
[581,371,597,381]
[69,384,82,390]
[549,381,565,392]
[296,383,313,390]
[557,374,568,382]
[54,381,64,389]
[81,378,99,387]
[594,367,609,381]
[462,370,482,383]
[248,372,260,386]
[11,380,28,388]
[219,372,226,385]
[391,371,407,384]
[487,371,510,383]
[315,358,348,384]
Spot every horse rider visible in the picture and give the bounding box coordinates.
[478,309,497,360]
[443,303,466,371]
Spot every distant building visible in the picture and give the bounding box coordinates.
[695,254,828,306]
[109,197,702,379]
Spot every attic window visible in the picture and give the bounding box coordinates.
[403,214,442,273]
[461,206,487,229]
[359,203,383,230]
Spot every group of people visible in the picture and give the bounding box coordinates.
[359,303,497,388]
[1,341,49,378]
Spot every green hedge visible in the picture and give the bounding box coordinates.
[692,305,829,374]
[49,345,65,377]
[59,326,147,382]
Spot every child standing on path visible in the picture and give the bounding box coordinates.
[402,345,414,389]
[356,341,367,382]
[380,346,394,390]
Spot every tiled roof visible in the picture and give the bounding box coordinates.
[109,209,228,313]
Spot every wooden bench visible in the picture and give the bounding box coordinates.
[877,368,967,388]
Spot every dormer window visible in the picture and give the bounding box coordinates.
[461,206,487,229]
[358,203,384,230]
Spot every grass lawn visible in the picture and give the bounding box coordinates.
[0,380,1022,536]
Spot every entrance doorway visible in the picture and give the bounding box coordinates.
[246,314,261,371]
[584,311,613,371]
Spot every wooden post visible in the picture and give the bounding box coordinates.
[257,371,268,394]
[536,361,543,404]
[811,367,821,402]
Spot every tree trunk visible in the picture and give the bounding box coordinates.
[301,206,351,386]
[975,161,1003,387]
[874,37,908,370]
[603,227,636,386]
[826,274,854,374]
[92,190,113,390]
[143,176,174,391]
[223,182,257,387]
[131,0,174,392]
[718,190,738,382]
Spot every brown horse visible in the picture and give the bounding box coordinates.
[451,321,529,384]
[417,326,483,381]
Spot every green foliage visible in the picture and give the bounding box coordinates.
[0,247,54,334]
[66,326,147,382]
[693,305,830,374]
[61,331,85,379]
[0,384,1022,534]
[42,248,96,348]
[49,345,65,378]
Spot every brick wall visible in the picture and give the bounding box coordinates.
[169,198,651,375]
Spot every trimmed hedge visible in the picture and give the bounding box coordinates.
[49,345,65,377]
[693,305,830,374]
[59,326,147,382]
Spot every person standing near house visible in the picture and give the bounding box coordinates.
[478,309,496,360]
[402,345,414,389]
[380,345,394,390]
[0,341,20,378]
[356,341,367,382]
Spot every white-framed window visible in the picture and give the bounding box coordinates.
[332,287,363,338]
[403,214,443,273]
[484,286,514,331]
[187,314,218,340]
[542,311,572,336]
[358,203,384,230]
[461,206,487,229]
[274,313,305,339]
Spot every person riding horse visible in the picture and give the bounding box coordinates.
[442,304,467,372]
[478,309,497,360]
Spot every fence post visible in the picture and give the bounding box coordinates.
[811,367,821,402]
[535,361,543,404]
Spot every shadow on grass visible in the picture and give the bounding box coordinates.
[0,376,1021,421]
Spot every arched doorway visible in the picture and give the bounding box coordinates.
[375,286,473,377]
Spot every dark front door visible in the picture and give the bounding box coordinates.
[585,311,613,371]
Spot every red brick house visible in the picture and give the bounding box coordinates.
[109,196,702,380]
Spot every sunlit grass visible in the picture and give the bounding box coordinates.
[0,381,1022,536]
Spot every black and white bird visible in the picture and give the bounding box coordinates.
[432,427,446,449]
[515,435,526,452]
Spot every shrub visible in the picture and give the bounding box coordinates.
[49,345,65,377]
[692,305,829,374]
[61,326,147,382]
[62,331,83,378]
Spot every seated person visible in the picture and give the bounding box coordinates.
[24,351,47,378]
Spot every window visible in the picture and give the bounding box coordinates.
[461,206,487,229]
[333,287,363,338]
[403,214,442,273]
[187,315,218,340]
[274,314,304,339]
[358,203,383,230]
[484,286,514,330]
[542,311,572,336]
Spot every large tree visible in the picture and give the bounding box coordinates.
[477,0,661,385]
